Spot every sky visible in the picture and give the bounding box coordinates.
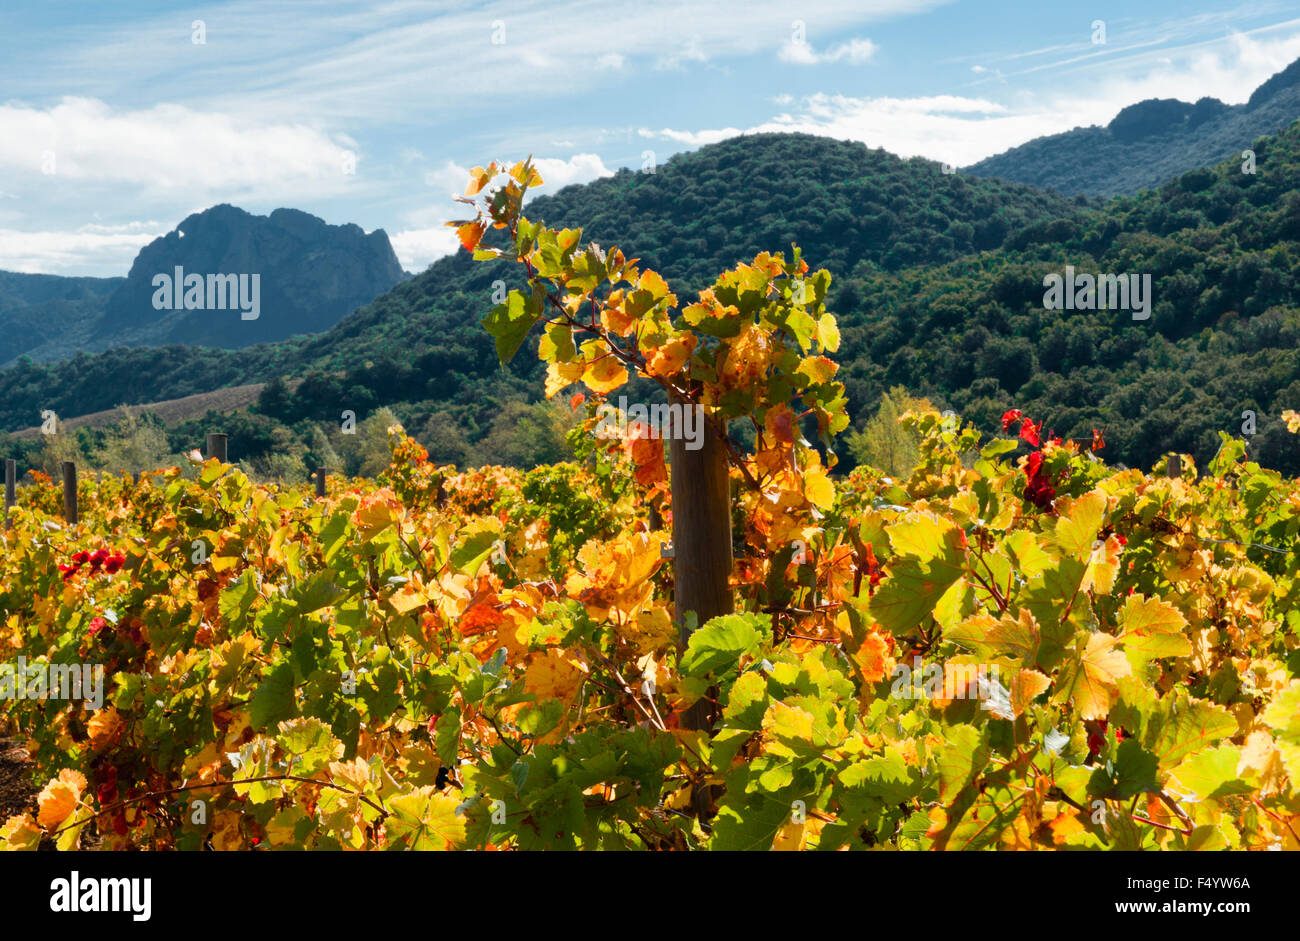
[4,0,1300,277]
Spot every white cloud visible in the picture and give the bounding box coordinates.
[1068,28,1300,106]
[389,226,462,274]
[969,64,1006,82]
[654,94,1021,165]
[654,36,711,71]
[530,154,614,191]
[779,37,876,65]
[640,92,1077,167]
[0,98,356,196]
[763,94,1051,165]
[832,39,878,63]
[10,0,943,119]
[638,25,1300,167]
[0,223,165,275]
[422,160,472,198]
[779,41,820,65]
[639,126,745,147]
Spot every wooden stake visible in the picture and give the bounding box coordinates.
[61,461,78,525]
[669,394,733,733]
[207,433,228,462]
[4,459,14,530]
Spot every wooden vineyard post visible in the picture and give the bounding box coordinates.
[312,468,327,498]
[4,458,14,530]
[1168,454,1182,478]
[669,393,733,733]
[207,433,228,462]
[61,461,78,525]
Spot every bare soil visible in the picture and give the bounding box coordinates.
[0,737,35,822]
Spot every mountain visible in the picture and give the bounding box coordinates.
[286,133,1094,375]
[964,58,1300,197]
[0,133,1090,432]
[0,271,123,365]
[836,124,1300,474]
[0,205,409,364]
[5,126,1300,478]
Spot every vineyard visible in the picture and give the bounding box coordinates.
[2,162,1299,851]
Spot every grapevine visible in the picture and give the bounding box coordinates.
[0,168,1297,851]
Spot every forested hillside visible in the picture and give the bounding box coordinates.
[839,123,1300,474]
[0,272,123,367]
[0,133,1089,456]
[965,57,1300,196]
[4,124,1300,478]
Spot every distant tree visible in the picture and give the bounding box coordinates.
[471,400,574,469]
[420,410,473,467]
[978,337,1035,392]
[257,376,294,421]
[304,424,344,474]
[35,420,86,477]
[846,386,933,477]
[90,407,176,473]
[342,407,402,477]
[248,425,309,482]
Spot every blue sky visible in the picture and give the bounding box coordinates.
[4,0,1300,276]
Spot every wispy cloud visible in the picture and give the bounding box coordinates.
[0,98,356,195]
[638,126,746,147]
[778,37,877,65]
[967,9,1300,94]
[0,222,166,275]
[5,0,1299,278]
[10,0,949,123]
[642,23,1300,166]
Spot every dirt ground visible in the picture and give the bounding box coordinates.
[0,737,105,849]
[0,737,35,822]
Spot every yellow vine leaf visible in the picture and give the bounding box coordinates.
[1119,594,1191,670]
[36,770,86,829]
[87,707,124,750]
[0,814,41,851]
[1010,669,1051,718]
[1060,632,1131,720]
[581,351,628,395]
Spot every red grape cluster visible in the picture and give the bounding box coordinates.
[58,548,126,582]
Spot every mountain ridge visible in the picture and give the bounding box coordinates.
[0,204,408,365]
[4,119,1300,476]
[964,57,1300,196]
